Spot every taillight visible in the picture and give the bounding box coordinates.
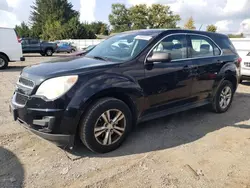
[17,36,21,43]
[237,57,242,67]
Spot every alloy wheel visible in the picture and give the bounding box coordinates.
[47,50,52,56]
[94,109,126,146]
[219,86,232,109]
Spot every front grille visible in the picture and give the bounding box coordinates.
[15,93,29,105]
[18,77,35,88]
[244,62,250,67]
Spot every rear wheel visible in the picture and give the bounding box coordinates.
[212,80,234,113]
[45,49,53,56]
[0,54,8,69]
[40,53,46,56]
[79,98,132,153]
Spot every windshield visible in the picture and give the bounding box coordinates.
[86,33,153,62]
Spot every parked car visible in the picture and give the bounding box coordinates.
[10,29,240,153]
[239,51,250,83]
[0,27,25,69]
[70,45,96,57]
[55,42,76,53]
[21,38,57,56]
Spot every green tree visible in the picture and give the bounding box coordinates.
[63,16,93,39]
[30,0,78,38]
[109,3,131,32]
[147,4,180,28]
[228,33,244,38]
[184,17,196,30]
[109,3,180,32]
[100,24,109,35]
[129,4,148,29]
[15,22,31,37]
[206,24,217,32]
[41,19,63,41]
[89,21,109,35]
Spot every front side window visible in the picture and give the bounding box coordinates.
[189,35,221,58]
[86,33,154,62]
[152,35,187,60]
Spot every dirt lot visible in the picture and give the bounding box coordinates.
[1,54,250,188]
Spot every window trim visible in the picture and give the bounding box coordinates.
[144,33,223,64]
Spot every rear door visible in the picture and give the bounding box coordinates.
[187,34,223,100]
[144,34,196,113]
[21,39,29,53]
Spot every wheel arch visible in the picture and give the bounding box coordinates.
[0,52,10,62]
[224,74,237,92]
[80,88,139,125]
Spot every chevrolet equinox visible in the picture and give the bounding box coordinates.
[10,29,241,153]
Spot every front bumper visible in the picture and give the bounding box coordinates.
[10,98,75,148]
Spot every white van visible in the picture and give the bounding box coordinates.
[0,27,25,69]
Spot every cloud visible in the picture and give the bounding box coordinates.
[239,19,250,33]
[0,0,12,11]
[80,0,96,23]
[215,20,233,32]
[127,0,250,33]
[0,0,33,28]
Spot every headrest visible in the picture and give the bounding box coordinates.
[200,44,210,51]
[173,43,182,49]
[161,42,173,50]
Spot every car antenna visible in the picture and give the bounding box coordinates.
[199,24,203,31]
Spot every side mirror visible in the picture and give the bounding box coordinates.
[147,52,172,63]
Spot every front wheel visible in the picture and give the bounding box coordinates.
[212,80,234,113]
[79,98,132,153]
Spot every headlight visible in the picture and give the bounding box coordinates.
[36,75,78,100]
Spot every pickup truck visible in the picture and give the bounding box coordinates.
[21,38,58,56]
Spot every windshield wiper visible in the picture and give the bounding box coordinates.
[91,56,109,61]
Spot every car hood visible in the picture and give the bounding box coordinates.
[22,56,120,80]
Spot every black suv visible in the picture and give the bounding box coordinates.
[10,29,240,153]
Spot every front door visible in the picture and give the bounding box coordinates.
[21,39,29,53]
[144,34,196,113]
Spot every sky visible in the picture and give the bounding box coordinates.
[0,0,250,34]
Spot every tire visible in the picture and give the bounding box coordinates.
[45,49,53,56]
[239,78,243,84]
[212,80,234,113]
[40,53,46,56]
[79,97,132,153]
[0,54,8,69]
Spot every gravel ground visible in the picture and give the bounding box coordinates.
[1,54,250,188]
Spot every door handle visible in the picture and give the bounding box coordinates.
[217,60,224,64]
[183,65,191,72]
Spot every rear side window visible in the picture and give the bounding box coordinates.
[189,35,221,58]
[221,38,237,55]
[153,34,187,60]
[30,39,39,44]
[21,39,29,45]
